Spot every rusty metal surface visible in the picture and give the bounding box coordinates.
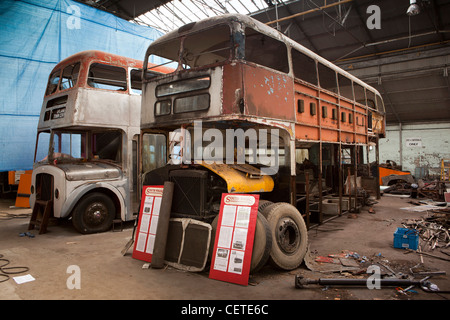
[141,14,385,145]
[242,64,294,121]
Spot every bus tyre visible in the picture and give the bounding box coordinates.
[250,212,272,273]
[258,200,273,213]
[262,202,308,271]
[209,211,271,274]
[72,192,116,234]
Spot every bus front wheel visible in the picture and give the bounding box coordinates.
[72,192,116,234]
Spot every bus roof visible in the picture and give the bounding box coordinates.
[53,50,143,71]
[52,50,174,76]
[147,14,381,96]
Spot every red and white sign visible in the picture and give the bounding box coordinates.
[132,185,164,262]
[209,193,259,286]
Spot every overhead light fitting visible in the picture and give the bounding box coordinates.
[407,0,420,16]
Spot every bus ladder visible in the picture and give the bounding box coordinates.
[28,200,53,234]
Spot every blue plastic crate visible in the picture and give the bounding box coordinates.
[393,228,419,250]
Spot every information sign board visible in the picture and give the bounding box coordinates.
[132,185,164,262]
[209,193,259,286]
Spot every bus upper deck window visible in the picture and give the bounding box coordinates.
[292,49,317,85]
[145,38,179,78]
[46,70,61,96]
[318,63,337,93]
[130,69,143,94]
[366,90,377,110]
[354,83,366,105]
[338,74,353,101]
[131,69,159,94]
[244,28,288,73]
[88,63,127,91]
[60,62,80,91]
[376,94,385,112]
[183,25,231,68]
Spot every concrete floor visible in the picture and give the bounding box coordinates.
[0,194,449,304]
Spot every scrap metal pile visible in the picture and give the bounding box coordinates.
[383,179,446,201]
[402,209,450,252]
[378,159,447,201]
[299,249,448,295]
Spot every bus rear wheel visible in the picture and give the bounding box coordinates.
[262,202,308,271]
[72,192,116,234]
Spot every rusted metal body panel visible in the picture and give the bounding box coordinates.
[242,64,294,121]
[371,112,385,136]
[221,63,243,115]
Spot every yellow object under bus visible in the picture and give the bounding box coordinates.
[197,161,274,193]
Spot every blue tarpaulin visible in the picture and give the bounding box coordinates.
[0,0,162,171]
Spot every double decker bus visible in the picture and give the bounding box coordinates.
[30,50,170,234]
[140,14,386,271]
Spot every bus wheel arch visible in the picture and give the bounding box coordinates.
[71,188,119,234]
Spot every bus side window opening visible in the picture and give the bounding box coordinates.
[292,49,317,85]
[87,63,127,91]
[131,69,160,94]
[244,28,289,73]
[60,62,80,91]
[92,131,122,162]
[46,70,61,96]
[130,69,142,94]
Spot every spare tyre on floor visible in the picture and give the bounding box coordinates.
[262,202,308,270]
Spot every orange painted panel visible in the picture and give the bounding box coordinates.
[379,167,411,185]
[356,134,367,144]
[295,124,319,141]
[341,132,354,144]
[15,172,32,208]
[321,128,338,141]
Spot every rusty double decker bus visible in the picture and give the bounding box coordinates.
[30,50,170,234]
[140,14,386,271]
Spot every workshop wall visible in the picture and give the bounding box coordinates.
[379,122,450,179]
